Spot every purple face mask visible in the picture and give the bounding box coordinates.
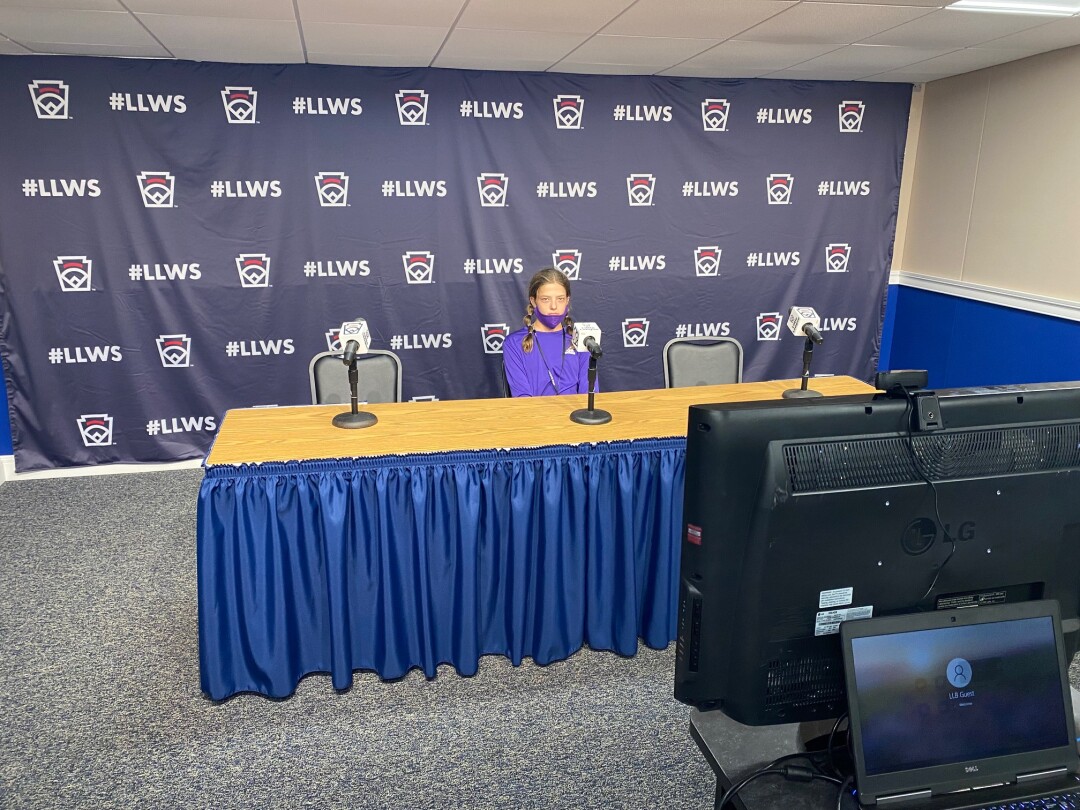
[535,311,565,329]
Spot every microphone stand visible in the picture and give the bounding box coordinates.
[570,353,612,425]
[783,336,823,399]
[332,358,379,428]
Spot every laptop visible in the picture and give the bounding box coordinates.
[841,600,1080,809]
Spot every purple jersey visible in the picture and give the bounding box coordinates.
[503,327,593,397]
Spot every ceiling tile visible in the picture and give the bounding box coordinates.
[764,64,881,78]
[304,51,431,67]
[135,14,302,55]
[0,35,31,52]
[0,0,1073,81]
[893,44,1042,72]
[865,66,958,80]
[599,0,797,40]
[0,9,156,46]
[0,0,123,9]
[658,66,767,77]
[977,15,1080,50]
[303,21,446,59]
[126,0,296,19]
[562,33,721,66]
[432,55,560,71]
[437,28,584,63]
[168,46,304,63]
[737,2,937,44]
[863,73,928,82]
[457,0,634,35]
[790,42,957,71]
[548,60,675,74]
[22,39,171,57]
[664,39,846,75]
[298,0,465,27]
[861,8,1052,47]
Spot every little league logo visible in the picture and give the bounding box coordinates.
[826,243,851,273]
[314,172,349,207]
[137,171,176,208]
[53,256,92,292]
[477,173,509,207]
[396,89,429,125]
[767,173,794,205]
[481,323,509,354]
[626,174,656,206]
[28,79,70,119]
[553,95,584,129]
[552,249,581,280]
[701,99,730,132]
[77,413,113,447]
[839,100,865,133]
[325,327,342,352]
[694,246,721,278]
[221,86,257,124]
[403,251,435,284]
[236,253,271,287]
[621,318,650,348]
[156,334,192,367]
[756,312,782,341]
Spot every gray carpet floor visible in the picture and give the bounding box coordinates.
[0,470,716,809]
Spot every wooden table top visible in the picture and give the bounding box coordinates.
[205,376,878,467]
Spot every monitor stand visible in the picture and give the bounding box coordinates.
[689,710,845,810]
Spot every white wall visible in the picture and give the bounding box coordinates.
[894,45,1080,309]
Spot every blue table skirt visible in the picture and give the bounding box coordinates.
[197,438,685,699]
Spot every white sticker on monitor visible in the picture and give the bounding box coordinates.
[814,605,873,636]
[819,587,854,609]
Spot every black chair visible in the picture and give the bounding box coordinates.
[308,350,403,405]
[662,337,744,388]
[500,356,513,397]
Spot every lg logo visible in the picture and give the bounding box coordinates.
[901,518,976,555]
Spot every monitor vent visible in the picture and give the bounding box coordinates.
[785,423,1080,493]
[764,657,843,710]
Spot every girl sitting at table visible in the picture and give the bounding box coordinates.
[503,268,594,397]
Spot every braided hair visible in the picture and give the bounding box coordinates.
[521,267,574,353]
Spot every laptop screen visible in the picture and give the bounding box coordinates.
[848,613,1070,776]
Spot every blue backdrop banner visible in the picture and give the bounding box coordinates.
[0,56,911,470]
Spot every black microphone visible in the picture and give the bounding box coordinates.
[573,322,603,358]
[786,307,824,345]
[802,323,824,345]
[338,319,370,365]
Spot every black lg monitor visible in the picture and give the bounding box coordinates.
[673,381,1080,726]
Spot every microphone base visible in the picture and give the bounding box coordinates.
[570,408,612,425]
[332,411,378,429]
[783,388,823,399]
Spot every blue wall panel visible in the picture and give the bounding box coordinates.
[0,371,11,455]
[883,285,1080,388]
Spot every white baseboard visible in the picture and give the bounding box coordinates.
[0,455,203,484]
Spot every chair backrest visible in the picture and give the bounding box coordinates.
[499,356,512,398]
[662,337,744,388]
[309,350,403,405]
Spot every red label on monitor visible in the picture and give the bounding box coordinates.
[687,524,702,546]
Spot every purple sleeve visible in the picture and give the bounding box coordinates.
[503,335,533,397]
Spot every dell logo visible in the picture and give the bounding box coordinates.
[965,765,979,774]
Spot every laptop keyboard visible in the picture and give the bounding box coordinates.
[978,790,1080,809]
